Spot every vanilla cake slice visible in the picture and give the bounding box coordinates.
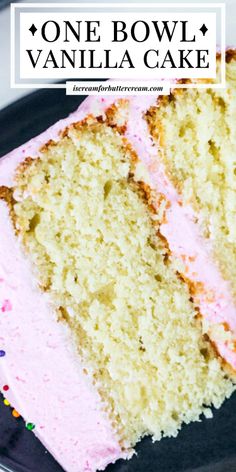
[0,50,235,472]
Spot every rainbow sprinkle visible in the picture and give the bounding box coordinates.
[12,409,20,418]
[3,399,10,406]
[0,350,6,357]
[26,422,35,431]
[1,299,12,312]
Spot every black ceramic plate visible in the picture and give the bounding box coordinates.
[0,89,236,472]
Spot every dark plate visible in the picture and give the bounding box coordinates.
[0,89,236,472]
[0,0,19,11]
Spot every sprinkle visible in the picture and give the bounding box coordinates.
[0,350,6,357]
[3,399,10,406]
[1,299,12,313]
[12,409,20,418]
[26,422,35,431]
[3,385,9,391]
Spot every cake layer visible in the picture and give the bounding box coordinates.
[144,50,236,371]
[0,99,129,472]
[123,95,236,370]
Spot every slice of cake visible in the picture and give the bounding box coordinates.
[0,51,235,472]
[146,49,236,373]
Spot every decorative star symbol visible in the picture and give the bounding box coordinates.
[29,24,37,36]
[199,24,208,36]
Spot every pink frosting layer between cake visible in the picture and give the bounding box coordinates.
[0,91,236,472]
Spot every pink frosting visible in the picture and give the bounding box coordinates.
[0,97,129,472]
